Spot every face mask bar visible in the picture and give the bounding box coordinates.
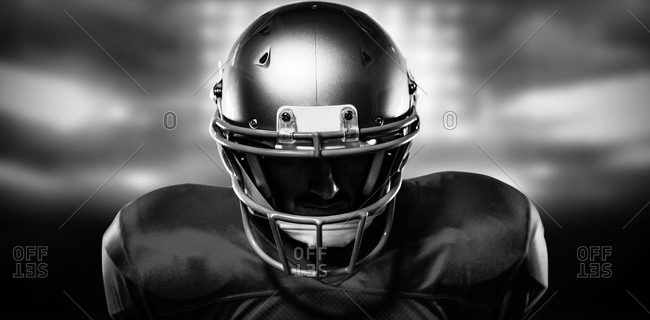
[211,109,419,158]
[220,137,409,277]
[235,170,401,277]
[212,106,417,277]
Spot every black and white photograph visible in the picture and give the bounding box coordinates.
[3,0,650,319]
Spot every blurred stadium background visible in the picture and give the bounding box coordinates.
[3,0,650,318]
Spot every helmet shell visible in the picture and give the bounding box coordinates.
[220,2,411,131]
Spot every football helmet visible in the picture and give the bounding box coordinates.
[210,2,419,279]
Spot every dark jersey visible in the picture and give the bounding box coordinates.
[102,172,547,319]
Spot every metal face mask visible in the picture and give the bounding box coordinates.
[209,2,420,278]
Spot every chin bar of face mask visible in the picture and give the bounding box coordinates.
[234,171,402,277]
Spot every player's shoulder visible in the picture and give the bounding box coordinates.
[102,183,241,256]
[407,171,528,210]
[403,171,530,226]
[116,183,238,229]
[394,171,537,284]
[102,183,250,299]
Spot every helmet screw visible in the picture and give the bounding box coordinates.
[374,116,384,126]
[344,110,354,121]
[249,118,258,129]
[408,81,417,95]
[281,112,291,122]
[213,80,223,99]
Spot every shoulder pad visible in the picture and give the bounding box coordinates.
[396,172,533,284]
[103,184,249,299]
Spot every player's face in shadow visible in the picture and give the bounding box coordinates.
[261,155,374,216]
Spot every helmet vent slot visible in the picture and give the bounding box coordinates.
[257,24,271,35]
[361,50,374,66]
[256,50,271,68]
[356,21,374,36]
[259,52,269,64]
